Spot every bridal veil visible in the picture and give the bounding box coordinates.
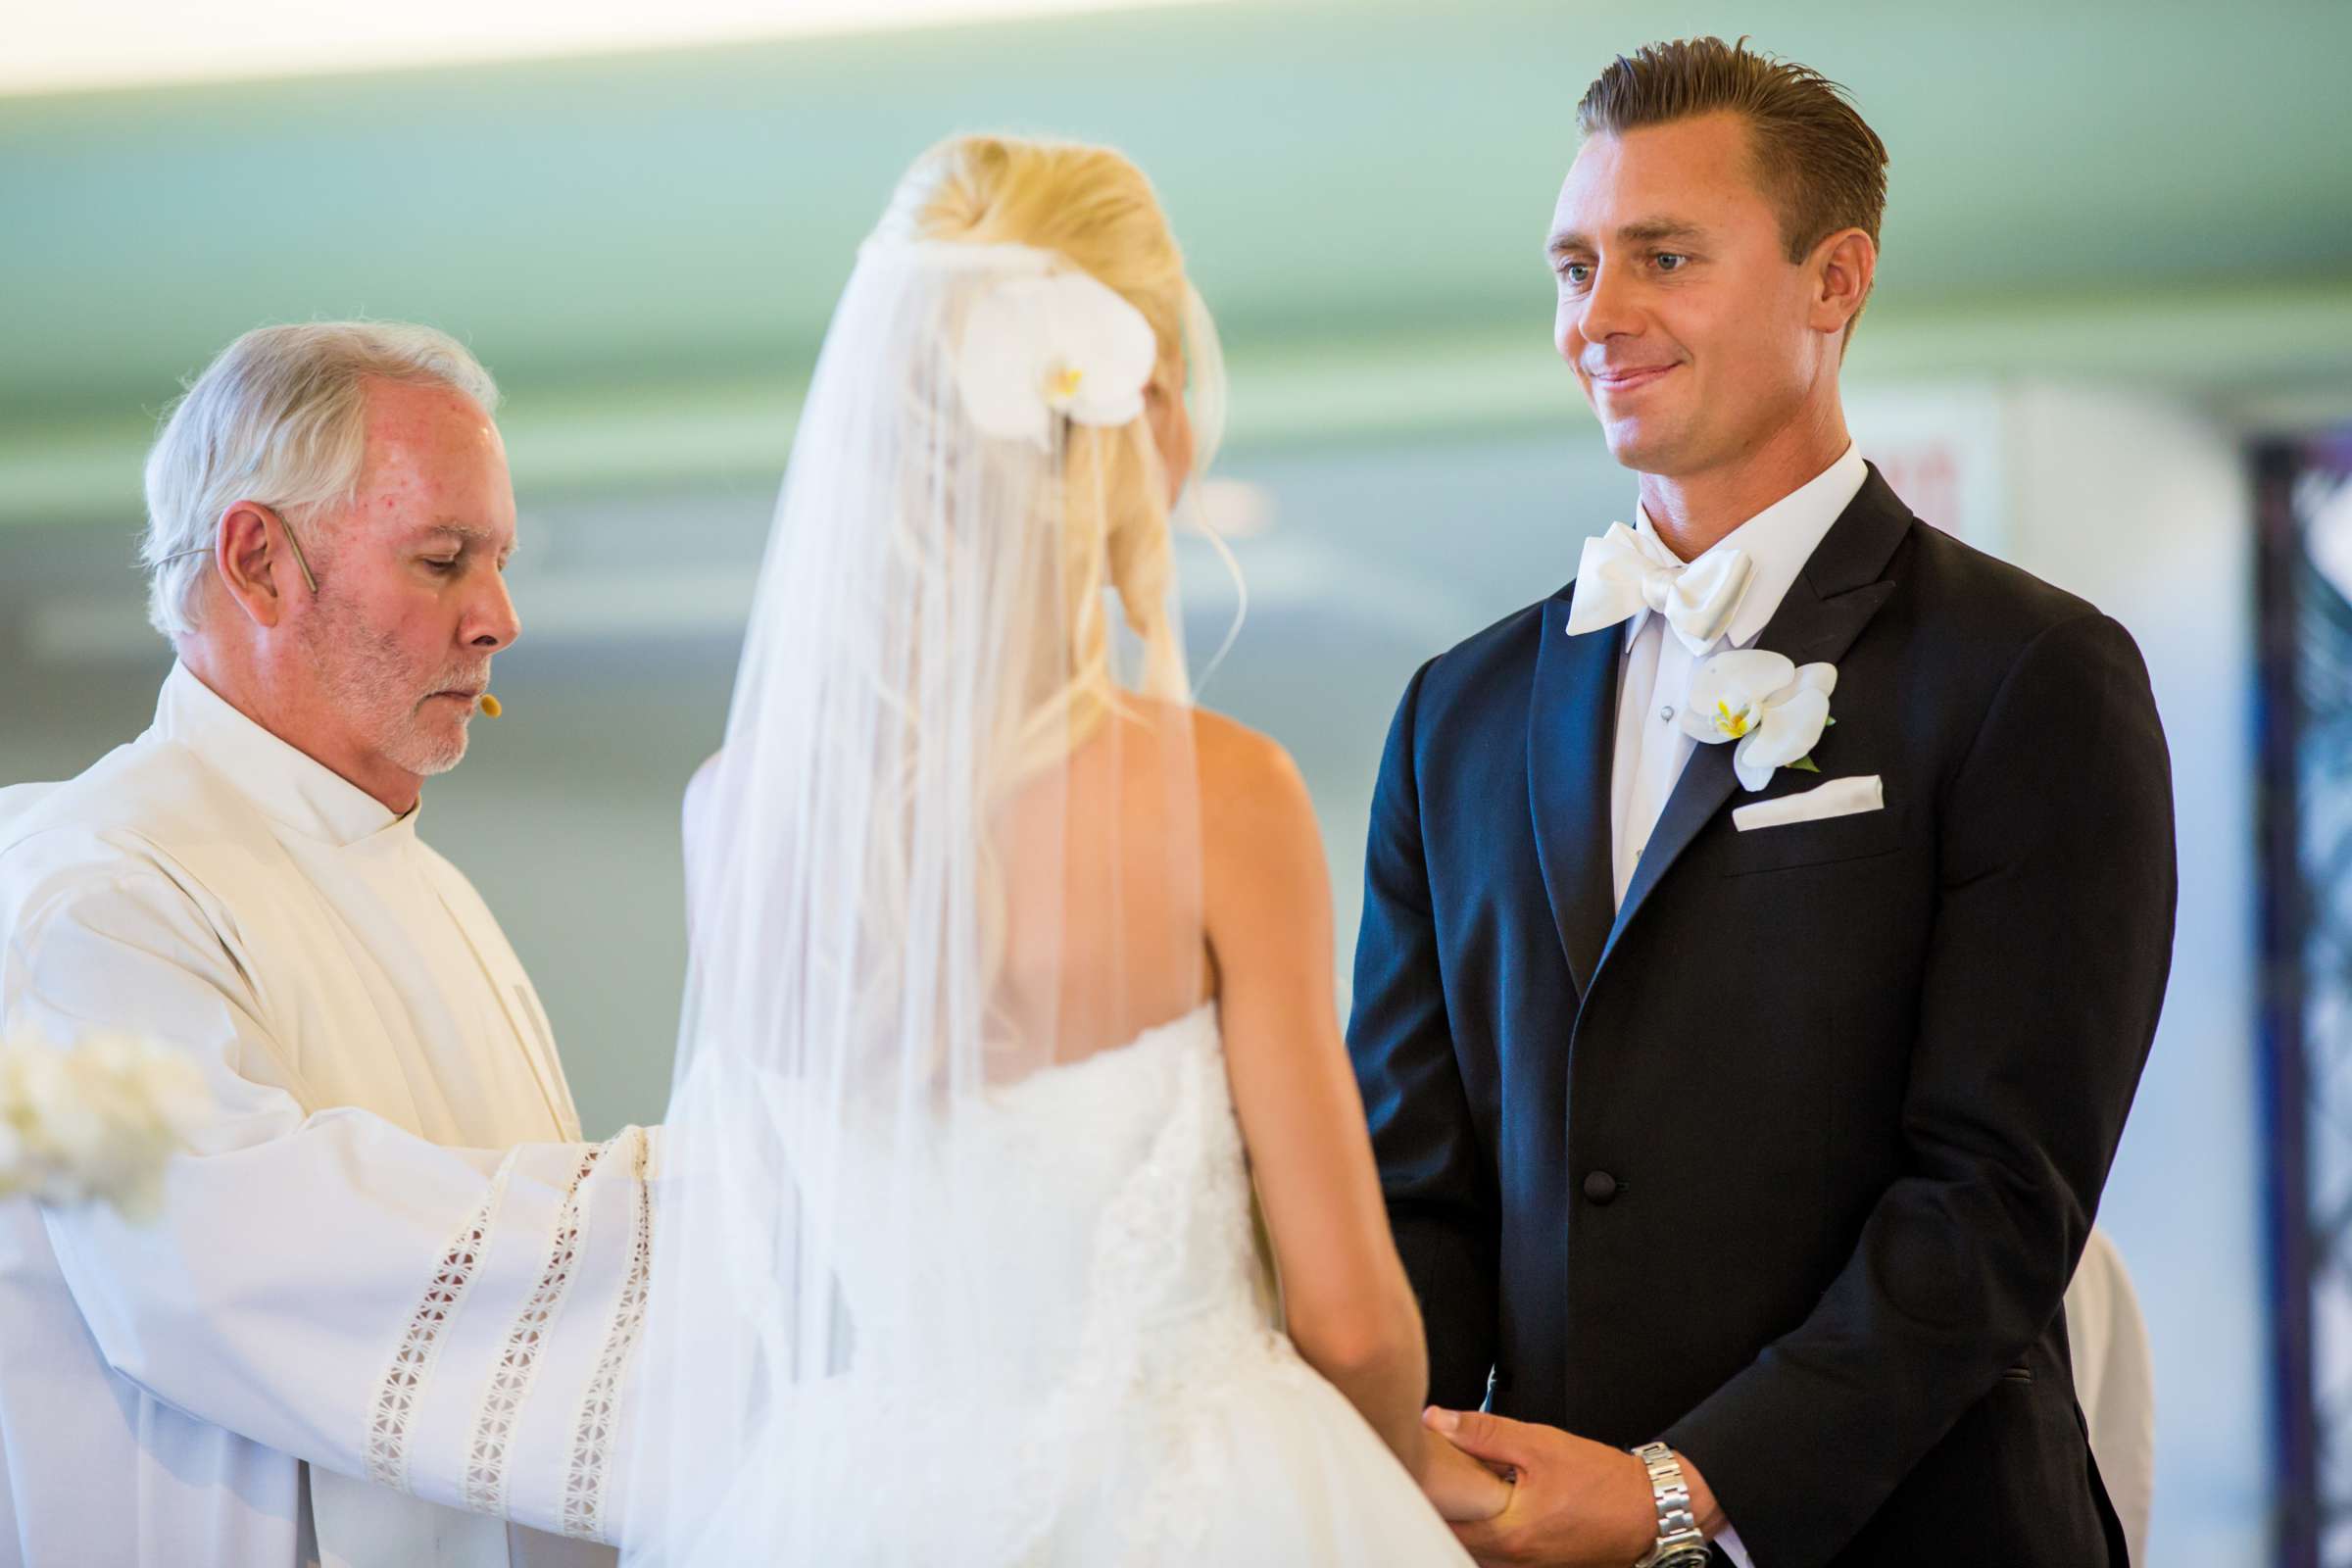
[623,182,1231,1561]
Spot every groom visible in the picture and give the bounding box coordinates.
[1349,37,2174,1568]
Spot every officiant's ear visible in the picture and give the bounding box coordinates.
[1807,226,1877,349]
[215,501,311,628]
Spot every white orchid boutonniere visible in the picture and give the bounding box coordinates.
[0,1030,208,1223]
[1681,649,1838,792]
[955,269,1158,450]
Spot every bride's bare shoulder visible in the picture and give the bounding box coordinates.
[1102,700,1312,842]
[1186,707,1315,846]
[1187,709,1331,983]
[1185,702,1284,771]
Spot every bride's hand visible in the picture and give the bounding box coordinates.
[1415,1422,1513,1523]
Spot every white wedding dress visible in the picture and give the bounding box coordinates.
[661,1004,1473,1566]
[629,238,1470,1565]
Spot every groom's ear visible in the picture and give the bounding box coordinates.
[1809,226,1877,348]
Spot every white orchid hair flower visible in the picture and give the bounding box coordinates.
[1680,648,1839,793]
[955,269,1159,449]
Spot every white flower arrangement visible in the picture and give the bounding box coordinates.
[1681,649,1839,792]
[955,269,1157,449]
[0,1030,208,1223]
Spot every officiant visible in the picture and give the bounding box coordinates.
[0,323,654,1567]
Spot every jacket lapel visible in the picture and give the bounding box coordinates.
[1528,603,1623,998]
[1595,466,1915,977]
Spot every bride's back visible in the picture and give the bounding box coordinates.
[993,695,1212,1069]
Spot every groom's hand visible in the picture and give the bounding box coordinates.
[1424,1407,1711,1568]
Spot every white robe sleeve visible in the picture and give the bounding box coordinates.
[1,866,656,1547]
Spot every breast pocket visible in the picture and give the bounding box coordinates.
[1718,793,1912,877]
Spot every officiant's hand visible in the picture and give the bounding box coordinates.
[1422,1406,1720,1568]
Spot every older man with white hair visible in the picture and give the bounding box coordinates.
[0,323,653,1567]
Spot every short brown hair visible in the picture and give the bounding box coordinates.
[1579,37,1887,318]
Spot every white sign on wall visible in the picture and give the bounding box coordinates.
[1847,380,2010,559]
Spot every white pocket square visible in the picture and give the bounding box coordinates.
[1732,774,1884,832]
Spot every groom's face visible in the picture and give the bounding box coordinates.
[1548,112,1824,478]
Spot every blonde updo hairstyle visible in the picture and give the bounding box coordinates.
[873,133,1222,755]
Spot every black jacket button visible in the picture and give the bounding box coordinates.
[1582,1170,1619,1205]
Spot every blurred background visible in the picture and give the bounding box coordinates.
[5,1,2350,1561]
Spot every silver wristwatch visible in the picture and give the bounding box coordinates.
[1628,1442,1711,1568]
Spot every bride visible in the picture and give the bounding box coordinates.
[623,133,1508,1563]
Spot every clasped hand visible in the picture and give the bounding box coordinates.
[1414,1405,1679,1568]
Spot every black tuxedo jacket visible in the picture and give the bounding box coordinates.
[1347,467,2175,1566]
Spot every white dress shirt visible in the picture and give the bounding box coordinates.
[1609,446,1870,908]
[1602,444,1867,1568]
[0,663,654,1567]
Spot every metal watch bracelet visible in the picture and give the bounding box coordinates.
[1629,1442,1711,1568]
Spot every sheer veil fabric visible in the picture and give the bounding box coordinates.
[622,237,1232,1562]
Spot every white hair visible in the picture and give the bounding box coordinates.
[139,320,502,638]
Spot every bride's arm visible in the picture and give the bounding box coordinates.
[1199,714,1503,1512]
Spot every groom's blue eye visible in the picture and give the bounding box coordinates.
[1654,252,1689,271]
[1559,263,1592,286]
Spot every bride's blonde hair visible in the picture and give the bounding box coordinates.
[873,133,1222,762]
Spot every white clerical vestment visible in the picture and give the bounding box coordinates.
[0,662,654,1568]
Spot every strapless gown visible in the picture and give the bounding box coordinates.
[643,1004,1475,1566]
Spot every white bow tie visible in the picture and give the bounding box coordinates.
[1565,521,1755,657]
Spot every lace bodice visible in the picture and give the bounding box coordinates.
[643,1004,1472,1567]
[827,1004,1275,1390]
